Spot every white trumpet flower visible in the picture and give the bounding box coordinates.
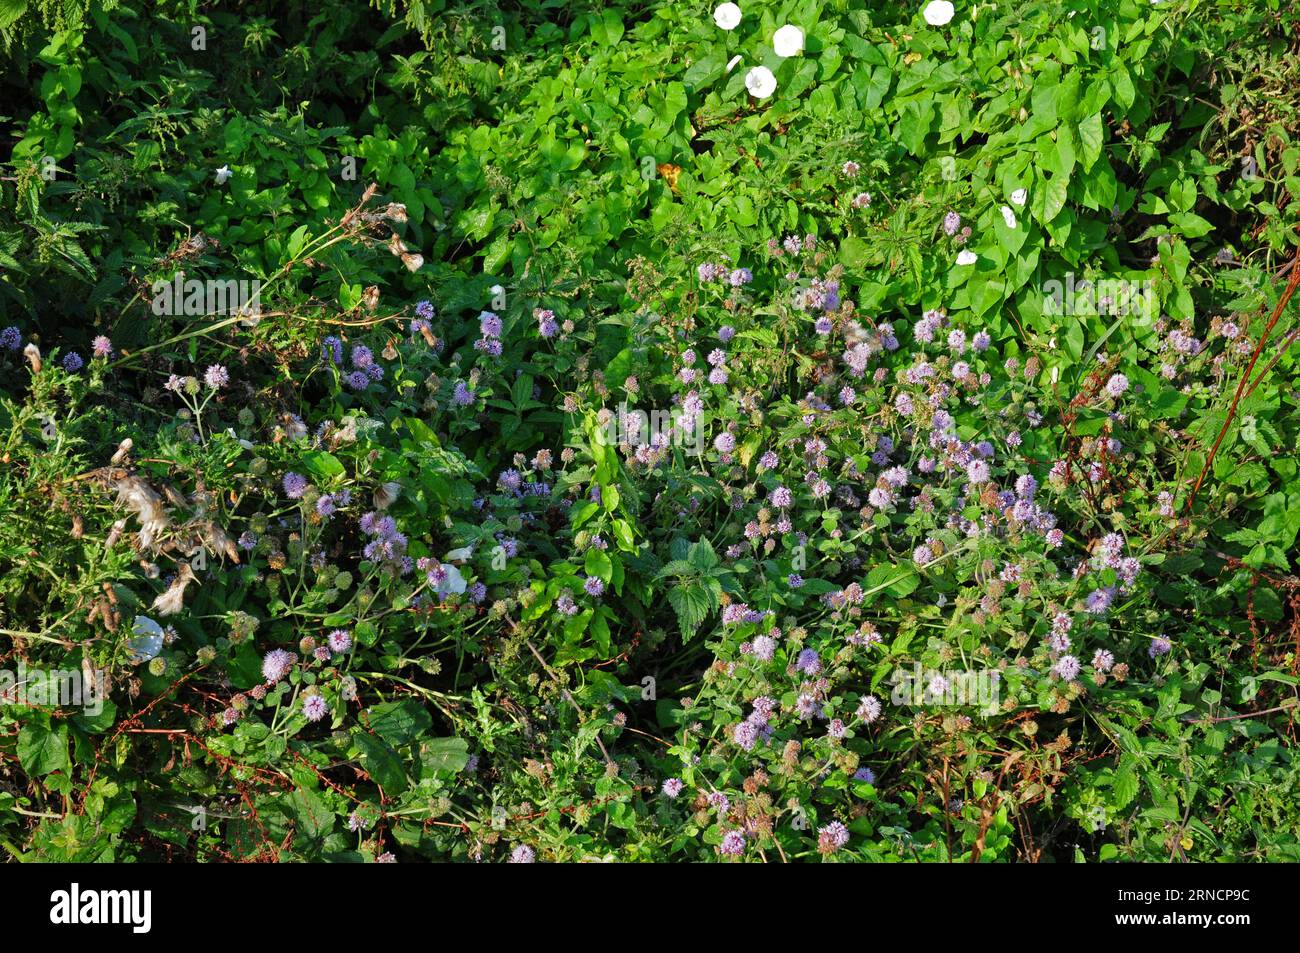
[773,24,804,57]
[713,3,742,30]
[745,65,777,99]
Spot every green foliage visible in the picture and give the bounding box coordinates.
[0,0,1299,862]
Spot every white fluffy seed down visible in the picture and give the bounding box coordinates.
[112,475,170,552]
[152,563,196,617]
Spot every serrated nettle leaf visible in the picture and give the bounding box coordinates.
[667,583,713,642]
[366,699,433,746]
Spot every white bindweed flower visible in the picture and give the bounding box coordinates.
[773,24,804,57]
[1011,187,1028,206]
[957,250,978,265]
[923,1,955,26]
[214,165,232,185]
[714,2,742,30]
[726,54,743,73]
[1000,205,1017,228]
[436,564,467,597]
[745,65,777,99]
[127,616,165,663]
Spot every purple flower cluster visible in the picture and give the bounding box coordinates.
[204,364,229,389]
[315,489,351,520]
[719,830,746,856]
[359,510,410,569]
[722,603,766,626]
[451,380,476,407]
[818,821,850,853]
[475,310,504,356]
[283,472,309,499]
[536,308,559,339]
[732,697,777,752]
[697,261,753,287]
[346,344,385,391]
[262,648,295,684]
[793,277,840,313]
[794,648,822,676]
[302,694,329,721]
[322,336,343,365]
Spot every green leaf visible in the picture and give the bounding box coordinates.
[286,224,311,259]
[73,700,117,734]
[612,519,635,551]
[667,584,712,641]
[18,722,69,777]
[420,737,470,774]
[0,1,29,32]
[687,538,720,571]
[590,9,624,45]
[564,608,593,643]
[352,732,408,792]
[1112,767,1140,809]
[1169,212,1214,238]
[1078,113,1104,170]
[289,787,333,841]
[1111,67,1136,111]
[895,99,935,156]
[571,501,600,529]
[300,450,345,482]
[865,563,919,599]
[585,547,613,583]
[355,620,379,647]
[1037,173,1069,224]
[591,610,611,655]
[366,699,432,747]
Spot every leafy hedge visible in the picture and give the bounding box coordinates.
[1,0,1299,861]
